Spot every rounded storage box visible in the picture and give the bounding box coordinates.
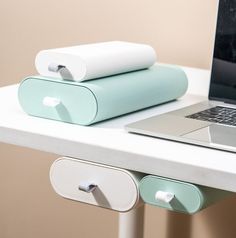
[139,175,231,214]
[50,157,142,212]
[18,65,188,125]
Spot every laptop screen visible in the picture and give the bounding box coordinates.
[209,0,236,103]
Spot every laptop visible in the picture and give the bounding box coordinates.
[126,0,236,153]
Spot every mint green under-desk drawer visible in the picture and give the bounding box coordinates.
[139,175,231,214]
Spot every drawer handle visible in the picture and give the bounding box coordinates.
[78,182,97,193]
[43,97,61,107]
[155,191,175,203]
[48,63,73,80]
[48,63,65,73]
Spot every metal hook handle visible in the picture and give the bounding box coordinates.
[48,63,73,80]
[48,63,65,73]
[78,182,97,193]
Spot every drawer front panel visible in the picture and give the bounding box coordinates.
[18,77,97,125]
[50,157,141,212]
[140,176,204,214]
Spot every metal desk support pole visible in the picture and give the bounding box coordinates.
[118,205,145,238]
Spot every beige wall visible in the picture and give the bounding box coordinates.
[1,0,218,87]
[1,0,236,238]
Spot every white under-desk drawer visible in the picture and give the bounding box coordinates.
[50,157,142,212]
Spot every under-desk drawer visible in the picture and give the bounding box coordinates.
[139,175,229,214]
[50,157,141,212]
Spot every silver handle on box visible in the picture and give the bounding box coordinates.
[48,63,73,80]
[78,182,97,193]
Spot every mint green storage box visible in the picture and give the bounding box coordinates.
[139,175,231,214]
[18,65,188,125]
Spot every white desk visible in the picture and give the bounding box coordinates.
[2,66,236,238]
[0,67,236,192]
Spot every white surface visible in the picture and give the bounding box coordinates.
[35,41,156,81]
[2,66,236,192]
[50,157,140,212]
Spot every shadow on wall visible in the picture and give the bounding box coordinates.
[193,196,236,238]
[166,211,192,238]
[166,195,236,238]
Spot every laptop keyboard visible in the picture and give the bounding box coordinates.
[186,106,236,126]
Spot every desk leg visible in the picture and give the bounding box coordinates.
[118,205,145,238]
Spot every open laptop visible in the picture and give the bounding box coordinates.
[126,0,236,153]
